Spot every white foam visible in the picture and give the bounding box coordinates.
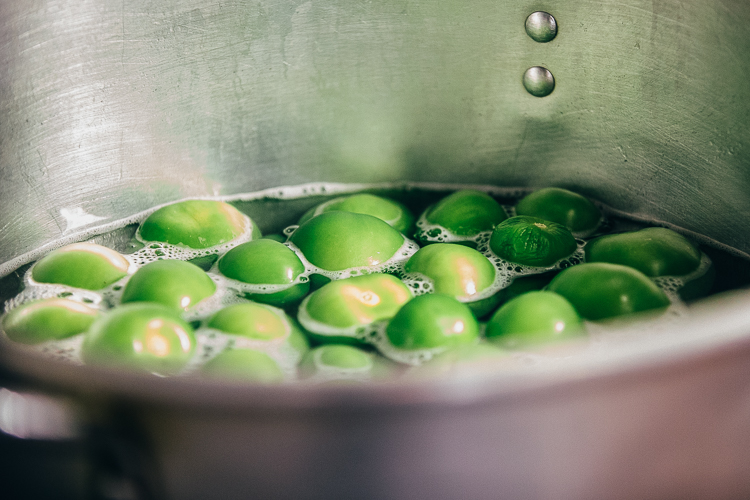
[652,252,713,294]
[2,333,86,366]
[4,266,107,313]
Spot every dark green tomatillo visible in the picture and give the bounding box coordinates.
[547,263,671,321]
[490,216,577,268]
[515,187,601,235]
[419,190,507,242]
[584,227,702,277]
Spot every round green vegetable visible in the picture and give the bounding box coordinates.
[290,211,406,272]
[490,216,577,267]
[299,193,415,234]
[207,303,310,367]
[404,243,498,316]
[319,344,372,369]
[139,200,258,249]
[121,259,216,311]
[32,243,129,290]
[298,274,412,344]
[515,187,601,234]
[2,298,99,345]
[208,302,292,341]
[82,303,195,375]
[547,263,671,321]
[385,294,479,351]
[201,349,285,383]
[298,344,391,381]
[584,227,702,277]
[422,190,507,238]
[218,239,309,307]
[485,291,584,348]
[412,343,508,378]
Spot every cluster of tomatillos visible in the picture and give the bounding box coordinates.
[0,188,714,383]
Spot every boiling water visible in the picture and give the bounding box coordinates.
[1,182,749,378]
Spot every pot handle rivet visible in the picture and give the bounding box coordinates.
[525,11,558,43]
[523,66,555,97]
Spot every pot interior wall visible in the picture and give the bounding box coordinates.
[1,0,750,266]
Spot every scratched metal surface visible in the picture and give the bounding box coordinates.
[0,0,749,266]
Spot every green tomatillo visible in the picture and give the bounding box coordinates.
[418,190,507,243]
[218,239,310,307]
[32,243,129,290]
[139,200,258,249]
[404,243,499,317]
[584,227,702,277]
[82,303,196,375]
[515,187,601,235]
[201,349,285,384]
[121,259,216,311]
[485,291,585,349]
[298,193,415,235]
[547,263,671,321]
[298,344,392,382]
[410,342,508,379]
[385,293,479,352]
[490,216,577,268]
[206,302,309,361]
[297,273,412,345]
[2,298,99,345]
[289,211,406,272]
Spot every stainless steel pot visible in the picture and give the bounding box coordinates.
[2,0,750,498]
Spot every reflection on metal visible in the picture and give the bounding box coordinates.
[523,66,556,97]
[60,207,107,234]
[0,388,79,440]
[525,11,558,43]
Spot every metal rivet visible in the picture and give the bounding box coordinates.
[525,11,557,43]
[523,67,555,97]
